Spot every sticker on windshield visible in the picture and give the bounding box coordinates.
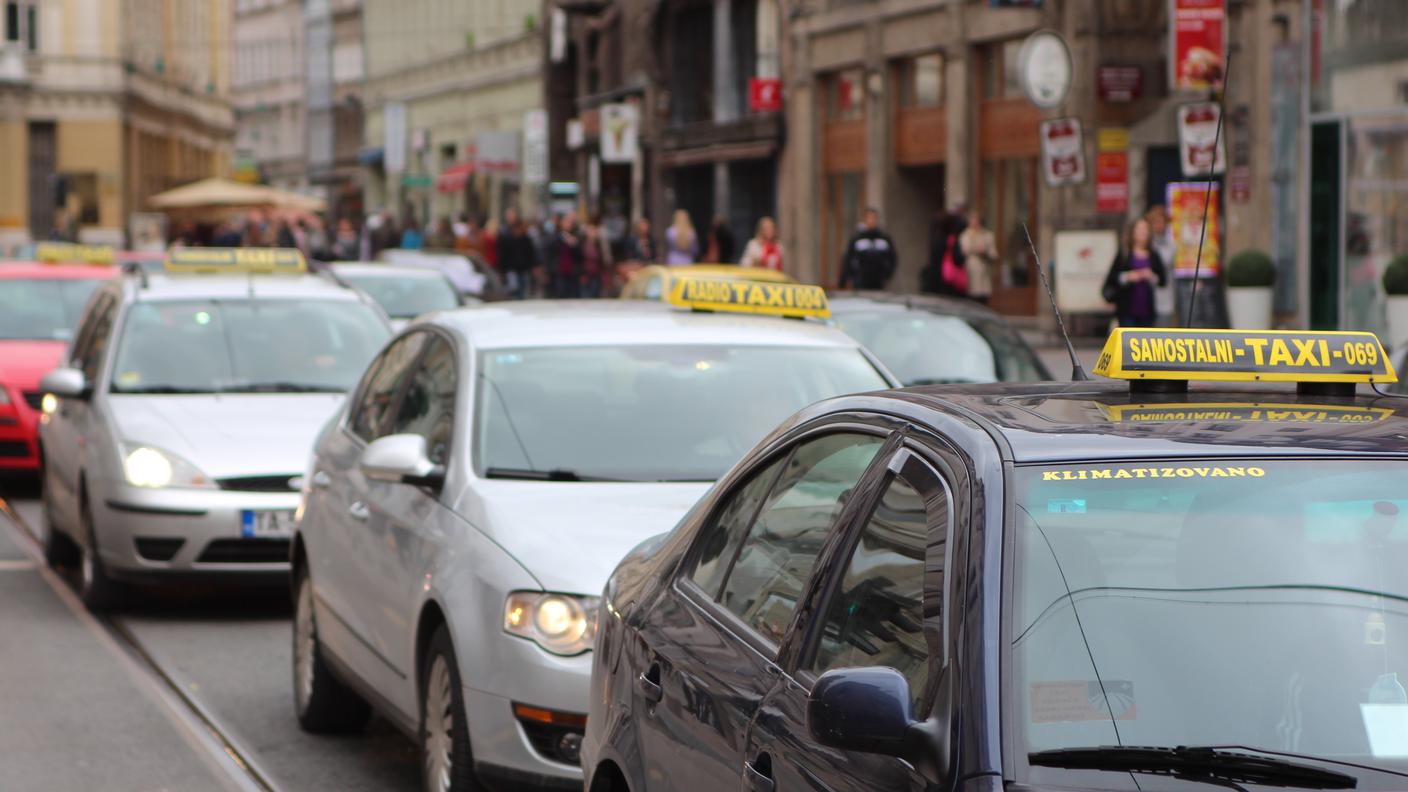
[1361,702,1408,758]
[1047,499,1086,514]
[1040,466,1265,482]
[117,371,141,387]
[1031,680,1136,724]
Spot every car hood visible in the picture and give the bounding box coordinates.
[0,340,66,391]
[467,481,712,595]
[108,394,345,479]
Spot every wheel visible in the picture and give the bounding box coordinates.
[421,626,484,792]
[292,567,371,733]
[77,491,123,612]
[39,458,78,568]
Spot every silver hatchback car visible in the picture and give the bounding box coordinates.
[38,250,391,610]
[291,294,897,791]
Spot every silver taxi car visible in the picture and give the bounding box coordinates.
[291,282,898,792]
[38,249,391,610]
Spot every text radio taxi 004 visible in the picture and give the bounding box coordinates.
[665,275,831,319]
[165,247,308,274]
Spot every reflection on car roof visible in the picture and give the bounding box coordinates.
[134,273,367,301]
[328,262,449,279]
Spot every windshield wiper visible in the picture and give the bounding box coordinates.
[111,385,218,394]
[217,382,343,394]
[483,467,624,482]
[1029,746,1357,790]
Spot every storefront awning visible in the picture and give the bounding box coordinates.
[436,162,474,193]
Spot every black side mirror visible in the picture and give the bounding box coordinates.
[807,667,948,781]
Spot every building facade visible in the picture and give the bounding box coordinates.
[0,0,233,250]
[361,0,544,228]
[232,0,305,190]
[304,0,364,221]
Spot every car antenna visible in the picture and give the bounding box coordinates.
[1185,48,1234,328]
[1022,222,1088,381]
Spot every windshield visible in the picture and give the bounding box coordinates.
[475,345,888,481]
[340,272,458,318]
[1009,460,1408,786]
[111,299,389,393]
[0,278,105,341]
[835,311,1048,385]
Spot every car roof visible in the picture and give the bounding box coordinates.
[430,299,867,350]
[0,263,119,280]
[328,262,447,280]
[124,272,369,302]
[828,291,1006,322]
[824,381,1408,462]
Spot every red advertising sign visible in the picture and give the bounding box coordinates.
[1096,152,1129,214]
[1097,66,1143,103]
[1040,118,1085,187]
[749,78,782,113]
[1171,0,1225,91]
[1178,102,1227,176]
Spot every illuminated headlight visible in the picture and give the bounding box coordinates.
[504,592,600,656]
[121,444,213,489]
[40,393,57,415]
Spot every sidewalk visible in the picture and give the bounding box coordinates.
[0,511,243,792]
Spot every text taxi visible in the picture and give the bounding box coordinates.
[38,248,390,610]
[584,327,1408,792]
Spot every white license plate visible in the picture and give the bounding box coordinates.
[241,509,294,539]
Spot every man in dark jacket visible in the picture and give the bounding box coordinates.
[839,208,898,290]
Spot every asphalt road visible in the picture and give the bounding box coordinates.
[0,478,420,792]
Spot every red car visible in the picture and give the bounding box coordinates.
[0,262,118,472]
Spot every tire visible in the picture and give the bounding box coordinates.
[40,459,78,568]
[421,626,484,792]
[78,491,123,612]
[292,567,371,733]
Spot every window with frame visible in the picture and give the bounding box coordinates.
[387,335,456,466]
[898,52,944,109]
[349,332,426,442]
[808,457,948,714]
[826,68,865,122]
[712,433,886,645]
[981,40,1024,100]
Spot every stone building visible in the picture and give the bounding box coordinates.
[303,0,365,221]
[232,0,305,191]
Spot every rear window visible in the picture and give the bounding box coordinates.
[0,278,106,341]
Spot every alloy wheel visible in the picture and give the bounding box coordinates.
[423,655,455,792]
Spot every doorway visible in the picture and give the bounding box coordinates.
[28,122,56,239]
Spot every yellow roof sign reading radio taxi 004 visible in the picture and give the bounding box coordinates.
[35,242,114,265]
[1093,328,1397,384]
[165,247,307,274]
[665,275,830,319]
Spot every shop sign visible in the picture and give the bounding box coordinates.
[1097,66,1143,103]
[749,77,783,113]
[384,102,407,174]
[1228,165,1251,203]
[522,110,548,185]
[1171,0,1225,91]
[1017,30,1072,109]
[600,103,639,164]
[475,131,520,174]
[1055,230,1119,313]
[1167,182,1221,279]
[566,119,584,151]
[1095,128,1129,215]
[1039,118,1085,186]
[1178,102,1227,176]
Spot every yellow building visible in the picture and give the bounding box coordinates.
[0,0,233,251]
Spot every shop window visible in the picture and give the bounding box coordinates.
[827,68,865,122]
[981,40,1024,101]
[898,53,944,109]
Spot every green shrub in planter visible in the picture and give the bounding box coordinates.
[1225,249,1276,288]
[1384,254,1408,295]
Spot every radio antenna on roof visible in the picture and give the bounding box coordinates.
[1023,222,1088,381]
[1185,48,1233,328]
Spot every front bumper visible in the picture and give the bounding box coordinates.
[0,393,41,471]
[90,479,298,580]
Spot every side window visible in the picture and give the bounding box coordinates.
[76,297,117,384]
[715,433,886,644]
[387,335,457,465]
[808,454,948,714]
[689,455,787,597]
[349,332,427,442]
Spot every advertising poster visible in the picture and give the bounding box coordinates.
[600,103,639,164]
[749,78,782,113]
[1055,230,1120,313]
[1040,118,1085,186]
[1171,0,1225,91]
[1095,128,1129,214]
[1167,182,1221,279]
[1178,102,1227,176]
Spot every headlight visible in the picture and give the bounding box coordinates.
[504,592,600,656]
[121,444,214,489]
[40,393,57,415]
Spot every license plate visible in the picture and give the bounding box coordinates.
[241,509,294,539]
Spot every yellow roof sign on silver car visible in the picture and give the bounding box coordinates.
[165,247,307,274]
[1093,327,1396,384]
[664,274,829,319]
[35,242,114,265]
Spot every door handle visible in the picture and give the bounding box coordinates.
[636,663,663,704]
[311,471,331,489]
[743,759,775,792]
[348,501,369,522]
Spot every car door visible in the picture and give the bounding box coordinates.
[48,294,117,531]
[741,444,961,792]
[631,428,899,792]
[357,330,461,715]
[309,330,427,690]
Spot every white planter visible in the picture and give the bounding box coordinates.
[1386,295,1408,351]
[1226,285,1273,330]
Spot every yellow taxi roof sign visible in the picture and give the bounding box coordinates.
[165,247,307,274]
[664,274,829,319]
[1093,327,1397,384]
[35,242,114,265]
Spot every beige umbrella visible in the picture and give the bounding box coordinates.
[148,177,274,209]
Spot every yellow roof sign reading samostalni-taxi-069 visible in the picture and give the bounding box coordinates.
[1093,327,1397,384]
[35,242,114,265]
[165,247,307,274]
[664,274,830,319]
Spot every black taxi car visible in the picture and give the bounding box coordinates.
[583,328,1408,792]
